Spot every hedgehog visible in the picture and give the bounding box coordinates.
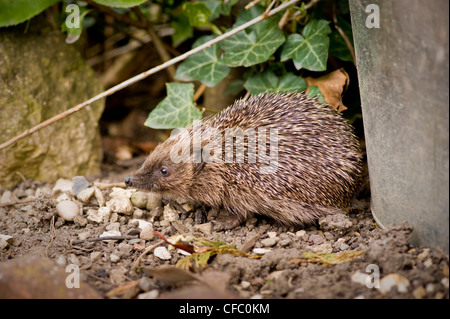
[125,92,362,230]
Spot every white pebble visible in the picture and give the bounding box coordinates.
[87,207,111,223]
[267,232,277,238]
[351,271,369,286]
[138,290,159,299]
[252,248,271,255]
[379,273,410,294]
[154,246,172,260]
[52,178,73,196]
[240,281,251,289]
[110,253,121,263]
[107,197,134,215]
[94,187,105,206]
[56,200,79,221]
[100,230,121,238]
[163,204,179,222]
[76,187,95,203]
[140,224,155,241]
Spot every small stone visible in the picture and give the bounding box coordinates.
[93,187,105,207]
[146,192,163,210]
[110,253,121,263]
[412,286,427,299]
[441,277,449,289]
[55,255,66,266]
[423,258,433,268]
[351,271,369,286]
[163,203,179,222]
[194,222,213,235]
[109,268,126,284]
[56,200,79,221]
[73,214,88,227]
[133,208,145,219]
[240,281,251,289]
[78,231,91,241]
[131,191,149,209]
[261,237,278,247]
[76,187,95,203]
[140,224,155,241]
[107,197,134,215]
[417,248,430,262]
[55,193,71,203]
[160,220,170,227]
[100,230,121,239]
[319,213,353,232]
[149,206,163,217]
[0,234,14,245]
[181,203,194,212]
[379,273,410,294]
[252,248,271,255]
[139,277,155,292]
[109,187,134,199]
[72,176,89,195]
[339,242,350,251]
[106,222,120,232]
[138,290,159,299]
[52,179,73,196]
[90,252,102,262]
[310,234,325,245]
[312,243,333,253]
[425,283,435,294]
[154,246,171,260]
[0,238,8,250]
[118,243,133,256]
[1,190,17,204]
[267,232,277,238]
[295,230,308,240]
[87,207,111,223]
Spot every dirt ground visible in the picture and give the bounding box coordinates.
[0,156,448,300]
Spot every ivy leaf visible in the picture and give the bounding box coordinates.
[307,85,325,103]
[175,35,230,87]
[183,2,211,27]
[200,0,238,20]
[329,16,354,62]
[171,13,193,47]
[244,71,307,95]
[0,0,60,27]
[277,72,308,92]
[91,0,147,8]
[145,83,202,129]
[280,19,332,71]
[220,5,285,67]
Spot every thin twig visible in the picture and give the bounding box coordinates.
[0,199,36,208]
[131,240,164,271]
[193,84,207,102]
[70,235,138,245]
[0,0,300,151]
[333,0,356,64]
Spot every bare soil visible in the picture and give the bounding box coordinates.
[0,157,448,300]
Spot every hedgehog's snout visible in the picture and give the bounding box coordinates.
[124,174,133,187]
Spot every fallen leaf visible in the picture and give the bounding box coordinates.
[305,68,349,112]
[144,265,202,285]
[105,280,140,299]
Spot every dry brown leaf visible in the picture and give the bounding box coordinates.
[305,68,350,112]
[144,265,202,285]
[105,280,140,299]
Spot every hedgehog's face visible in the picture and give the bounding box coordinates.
[124,140,195,199]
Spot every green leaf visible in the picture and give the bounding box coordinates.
[91,0,147,8]
[183,2,211,27]
[175,35,230,87]
[244,70,279,95]
[280,19,332,71]
[244,71,307,95]
[0,0,60,27]
[171,14,193,47]
[277,72,307,92]
[200,0,237,20]
[145,83,202,129]
[220,5,285,67]
[307,85,325,103]
[329,16,354,62]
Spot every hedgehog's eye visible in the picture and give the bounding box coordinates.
[160,167,169,176]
